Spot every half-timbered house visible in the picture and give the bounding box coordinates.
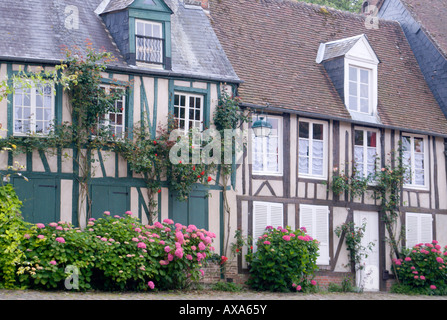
[0,0,240,257]
[207,0,447,291]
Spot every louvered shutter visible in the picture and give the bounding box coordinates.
[406,212,433,248]
[253,201,284,251]
[420,214,433,244]
[300,204,330,265]
[270,203,284,230]
[405,213,419,248]
[253,202,269,246]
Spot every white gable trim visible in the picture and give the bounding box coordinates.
[345,35,380,65]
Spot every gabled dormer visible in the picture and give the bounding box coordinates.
[316,34,380,124]
[97,0,173,70]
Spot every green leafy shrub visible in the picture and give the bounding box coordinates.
[246,225,319,292]
[0,184,29,288]
[8,212,216,291]
[392,240,447,295]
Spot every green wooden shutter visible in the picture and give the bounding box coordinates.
[91,185,129,219]
[169,190,208,229]
[13,178,58,224]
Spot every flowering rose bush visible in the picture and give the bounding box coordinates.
[392,240,447,295]
[8,212,216,291]
[246,225,319,292]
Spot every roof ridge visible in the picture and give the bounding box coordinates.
[254,0,401,26]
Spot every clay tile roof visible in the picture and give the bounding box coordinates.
[208,0,447,136]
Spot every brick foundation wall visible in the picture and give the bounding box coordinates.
[200,260,249,286]
[200,262,396,291]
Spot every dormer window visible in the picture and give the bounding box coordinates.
[136,19,164,66]
[317,34,380,124]
[98,0,173,70]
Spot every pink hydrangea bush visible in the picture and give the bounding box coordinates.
[15,213,216,291]
[392,240,447,295]
[246,225,319,293]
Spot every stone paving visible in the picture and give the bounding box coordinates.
[1,288,446,300]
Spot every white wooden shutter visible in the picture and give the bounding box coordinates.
[253,201,284,251]
[406,212,433,248]
[420,213,433,244]
[300,204,330,265]
[253,202,269,244]
[270,203,284,230]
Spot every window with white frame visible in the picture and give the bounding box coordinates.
[252,116,282,175]
[405,212,433,248]
[173,92,203,134]
[348,66,371,114]
[402,134,428,188]
[252,201,283,251]
[13,80,54,135]
[135,20,164,66]
[98,86,126,139]
[354,128,379,179]
[299,204,330,265]
[298,119,328,178]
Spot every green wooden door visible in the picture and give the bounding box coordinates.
[91,185,129,219]
[169,190,208,229]
[13,178,58,224]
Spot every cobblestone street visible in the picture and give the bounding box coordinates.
[1,288,446,300]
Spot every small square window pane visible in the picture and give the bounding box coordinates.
[153,24,161,38]
[355,130,364,146]
[313,124,323,140]
[415,170,425,185]
[312,140,324,158]
[174,94,179,106]
[36,108,43,121]
[349,67,357,81]
[414,138,424,153]
[367,131,377,147]
[312,158,323,176]
[402,136,411,151]
[24,94,30,106]
[299,139,309,156]
[136,22,144,35]
[145,23,152,37]
[349,82,357,96]
[15,94,23,106]
[354,146,364,163]
[44,96,52,108]
[360,84,369,98]
[349,96,358,110]
[36,95,42,107]
[360,69,369,84]
[299,122,309,138]
[360,98,369,113]
[299,156,309,174]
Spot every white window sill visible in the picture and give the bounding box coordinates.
[299,173,328,181]
[403,184,429,192]
[252,171,283,177]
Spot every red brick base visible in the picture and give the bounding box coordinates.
[200,262,395,291]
